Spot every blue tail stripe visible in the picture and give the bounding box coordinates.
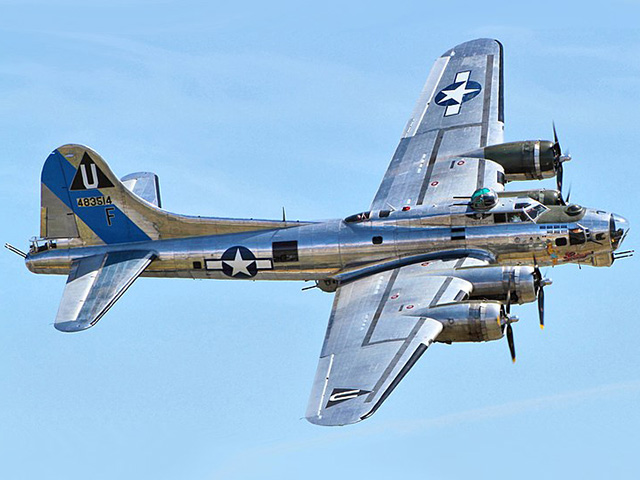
[42,150,151,244]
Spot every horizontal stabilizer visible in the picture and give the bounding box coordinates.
[121,172,162,208]
[55,250,155,332]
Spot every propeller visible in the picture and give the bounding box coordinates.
[532,258,552,329]
[551,122,571,200]
[501,304,519,363]
[565,184,572,205]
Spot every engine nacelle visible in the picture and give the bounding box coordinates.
[463,140,556,181]
[427,302,504,343]
[499,189,563,206]
[453,266,537,305]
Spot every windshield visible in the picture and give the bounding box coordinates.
[525,204,548,221]
[345,211,371,223]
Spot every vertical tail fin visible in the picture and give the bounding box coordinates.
[40,144,308,246]
[40,144,159,246]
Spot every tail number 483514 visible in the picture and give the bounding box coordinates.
[76,196,113,208]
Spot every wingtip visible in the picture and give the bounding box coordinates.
[54,320,92,333]
[305,412,364,427]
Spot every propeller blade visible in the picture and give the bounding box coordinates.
[505,285,511,315]
[556,162,564,195]
[538,285,545,329]
[506,323,516,363]
[552,122,561,157]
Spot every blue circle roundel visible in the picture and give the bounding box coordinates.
[434,73,482,114]
[220,246,258,278]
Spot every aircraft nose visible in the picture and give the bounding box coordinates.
[610,213,630,250]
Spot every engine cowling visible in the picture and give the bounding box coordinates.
[498,189,563,206]
[453,266,537,305]
[464,140,556,181]
[427,302,504,343]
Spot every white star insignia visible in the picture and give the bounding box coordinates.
[438,82,480,105]
[223,248,254,276]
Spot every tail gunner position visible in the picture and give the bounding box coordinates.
[10,39,630,426]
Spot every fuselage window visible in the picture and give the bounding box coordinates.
[555,237,568,247]
[569,227,587,245]
[273,241,299,262]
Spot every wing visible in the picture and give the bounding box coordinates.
[371,38,504,211]
[306,257,484,426]
[55,250,155,332]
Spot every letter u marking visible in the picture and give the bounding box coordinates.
[80,164,99,189]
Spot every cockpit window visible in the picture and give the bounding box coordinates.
[525,204,548,221]
[507,212,529,223]
[345,211,371,223]
[494,212,530,223]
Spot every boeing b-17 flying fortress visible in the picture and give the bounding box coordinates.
[8,38,630,426]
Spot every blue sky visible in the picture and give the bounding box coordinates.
[1,2,640,479]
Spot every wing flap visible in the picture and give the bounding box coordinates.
[55,250,155,332]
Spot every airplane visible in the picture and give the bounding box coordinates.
[6,38,631,426]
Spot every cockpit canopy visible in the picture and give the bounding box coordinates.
[344,210,391,223]
[345,211,371,223]
[492,202,548,223]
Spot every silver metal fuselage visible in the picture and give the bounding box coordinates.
[26,205,626,282]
